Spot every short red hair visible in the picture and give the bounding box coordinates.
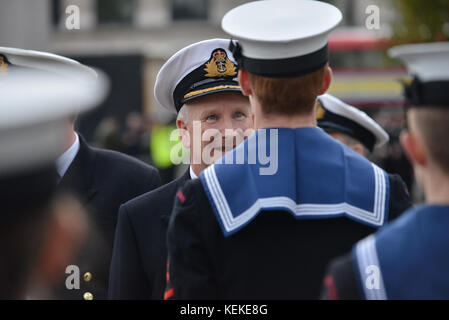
[247,66,326,116]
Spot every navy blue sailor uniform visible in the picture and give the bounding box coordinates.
[165,127,411,299]
[321,205,449,300]
[165,0,411,300]
[321,41,449,300]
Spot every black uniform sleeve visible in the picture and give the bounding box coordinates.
[108,204,151,299]
[387,174,412,222]
[321,253,361,300]
[165,180,217,300]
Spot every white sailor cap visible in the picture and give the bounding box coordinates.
[388,42,449,107]
[0,47,108,177]
[222,0,342,78]
[154,38,242,114]
[317,94,389,152]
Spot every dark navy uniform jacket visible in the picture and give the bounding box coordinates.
[108,169,190,299]
[322,205,449,300]
[55,135,160,300]
[165,128,411,299]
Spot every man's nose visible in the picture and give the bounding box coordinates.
[222,115,245,133]
[217,116,233,135]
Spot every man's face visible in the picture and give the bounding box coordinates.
[328,131,366,157]
[179,91,253,171]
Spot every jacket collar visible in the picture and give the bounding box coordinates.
[57,133,98,206]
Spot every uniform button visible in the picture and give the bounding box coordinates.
[83,272,92,282]
[83,292,93,300]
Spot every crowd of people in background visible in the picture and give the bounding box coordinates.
[93,113,179,184]
[92,110,415,195]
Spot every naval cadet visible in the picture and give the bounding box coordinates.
[321,42,449,300]
[165,0,412,300]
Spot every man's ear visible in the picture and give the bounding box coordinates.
[400,130,427,167]
[238,69,252,97]
[351,143,365,157]
[319,65,333,95]
[176,118,191,149]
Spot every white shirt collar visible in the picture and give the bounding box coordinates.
[189,166,199,180]
[56,133,80,178]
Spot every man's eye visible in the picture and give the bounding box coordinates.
[206,115,217,121]
[235,112,244,118]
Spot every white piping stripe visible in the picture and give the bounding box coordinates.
[372,165,377,220]
[365,239,378,300]
[376,165,384,222]
[377,168,388,224]
[205,161,388,234]
[204,168,228,228]
[208,165,238,232]
[373,164,380,220]
[374,164,382,221]
[355,236,387,300]
[373,164,386,225]
[379,167,385,225]
[368,238,383,300]
[356,237,374,300]
[211,165,237,231]
[205,166,233,231]
[209,191,385,232]
[212,197,385,232]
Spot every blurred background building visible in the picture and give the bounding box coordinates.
[1,0,448,190]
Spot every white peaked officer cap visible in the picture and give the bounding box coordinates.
[0,47,109,176]
[155,38,243,114]
[317,94,389,152]
[388,42,449,107]
[221,0,342,77]
[0,46,97,79]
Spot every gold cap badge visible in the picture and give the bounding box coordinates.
[316,100,326,120]
[0,56,8,75]
[204,49,237,78]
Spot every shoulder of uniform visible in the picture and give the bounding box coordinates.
[175,178,203,206]
[386,173,411,221]
[122,175,187,218]
[388,173,409,194]
[322,252,361,299]
[90,147,159,182]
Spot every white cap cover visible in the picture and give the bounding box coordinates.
[222,0,342,77]
[154,38,242,113]
[317,94,389,151]
[0,47,108,175]
[388,42,449,107]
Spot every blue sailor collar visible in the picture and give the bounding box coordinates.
[200,127,390,237]
[353,205,449,300]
